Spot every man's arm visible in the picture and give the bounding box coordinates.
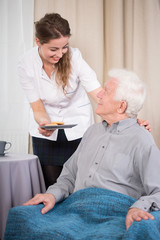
[22,152,79,214]
[23,134,86,214]
[126,144,160,229]
[45,155,79,202]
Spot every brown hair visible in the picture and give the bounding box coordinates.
[35,13,71,92]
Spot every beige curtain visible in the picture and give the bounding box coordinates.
[34,0,160,148]
[104,0,160,148]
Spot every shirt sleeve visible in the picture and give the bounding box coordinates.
[71,48,101,92]
[130,144,160,212]
[18,58,40,103]
[45,124,94,202]
[45,133,86,202]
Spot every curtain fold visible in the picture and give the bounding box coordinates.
[105,0,160,147]
[0,0,34,153]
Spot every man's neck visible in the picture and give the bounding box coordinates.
[104,115,129,127]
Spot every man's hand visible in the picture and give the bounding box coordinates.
[23,193,56,214]
[137,119,151,132]
[126,208,154,230]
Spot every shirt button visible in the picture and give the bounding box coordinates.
[144,207,147,210]
[89,175,92,178]
[95,162,98,165]
[102,146,105,148]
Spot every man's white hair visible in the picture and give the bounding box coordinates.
[108,69,146,118]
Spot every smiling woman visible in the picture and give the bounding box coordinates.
[36,36,69,80]
[36,37,69,63]
[18,13,102,188]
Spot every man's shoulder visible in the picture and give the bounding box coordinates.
[131,123,156,147]
[89,122,103,129]
[84,122,104,136]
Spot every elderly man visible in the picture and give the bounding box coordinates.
[23,68,160,230]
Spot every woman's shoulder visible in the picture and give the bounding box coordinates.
[69,47,85,69]
[69,47,82,59]
[18,46,39,66]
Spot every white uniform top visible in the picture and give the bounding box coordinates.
[18,46,100,141]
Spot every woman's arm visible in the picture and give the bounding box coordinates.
[30,99,50,124]
[30,99,54,137]
[88,87,103,103]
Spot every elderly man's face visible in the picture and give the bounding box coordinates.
[96,79,120,120]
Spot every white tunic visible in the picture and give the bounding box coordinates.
[18,47,100,141]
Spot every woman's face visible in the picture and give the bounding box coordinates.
[36,36,69,65]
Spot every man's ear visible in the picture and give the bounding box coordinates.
[117,100,127,114]
[35,38,41,47]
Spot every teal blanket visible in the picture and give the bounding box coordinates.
[4,188,160,240]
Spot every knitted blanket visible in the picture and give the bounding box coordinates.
[4,188,160,240]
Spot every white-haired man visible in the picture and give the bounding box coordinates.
[24,69,160,230]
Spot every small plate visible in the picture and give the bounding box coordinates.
[41,124,77,130]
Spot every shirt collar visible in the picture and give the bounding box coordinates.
[102,118,137,133]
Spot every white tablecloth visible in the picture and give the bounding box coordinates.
[0,153,46,240]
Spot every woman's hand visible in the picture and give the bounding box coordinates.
[137,119,151,132]
[38,121,55,137]
[23,193,56,214]
[30,99,54,137]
